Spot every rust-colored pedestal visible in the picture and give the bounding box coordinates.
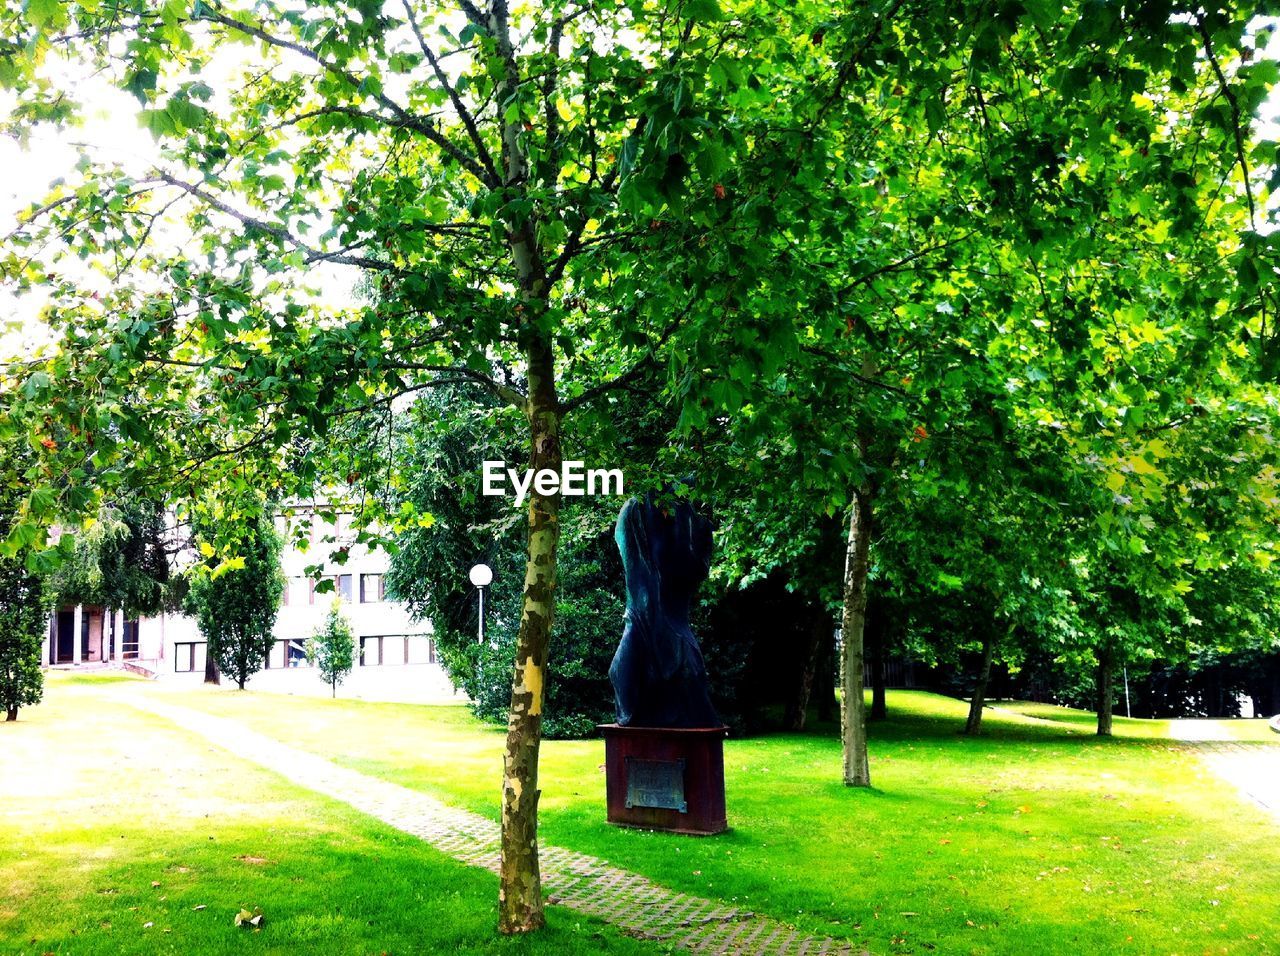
[599,724,728,835]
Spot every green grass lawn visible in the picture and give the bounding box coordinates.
[986,699,1173,738]
[144,681,1280,956]
[0,675,659,956]
[993,699,1280,742]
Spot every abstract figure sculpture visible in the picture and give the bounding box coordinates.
[608,489,720,728]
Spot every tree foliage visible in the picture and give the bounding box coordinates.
[0,440,50,720]
[50,494,174,617]
[308,599,355,698]
[2,0,1278,929]
[184,504,285,690]
[382,388,624,738]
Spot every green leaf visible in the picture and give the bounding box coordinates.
[26,0,66,29]
[139,109,176,138]
[925,98,946,135]
[619,136,640,177]
[1237,256,1259,293]
[683,0,723,22]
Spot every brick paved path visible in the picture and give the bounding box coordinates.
[130,697,864,955]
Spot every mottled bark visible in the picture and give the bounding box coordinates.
[204,651,220,685]
[839,488,872,787]
[964,630,996,736]
[491,0,559,924]
[785,612,828,731]
[1097,645,1115,737]
[499,334,561,933]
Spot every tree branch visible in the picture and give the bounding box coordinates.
[157,173,405,273]
[1196,15,1257,229]
[542,16,565,174]
[561,302,692,412]
[199,7,496,187]
[400,0,501,184]
[456,0,487,27]
[384,361,525,408]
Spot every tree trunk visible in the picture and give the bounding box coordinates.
[5,706,16,721]
[964,630,996,735]
[331,678,336,699]
[785,611,828,731]
[867,602,887,722]
[490,0,564,931]
[839,488,873,787]
[204,650,220,685]
[498,335,561,933]
[1097,646,1115,736]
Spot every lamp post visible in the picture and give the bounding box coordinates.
[469,563,493,645]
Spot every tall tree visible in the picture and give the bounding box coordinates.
[51,493,175,627]
[0,439,50,721]
[668,0,1276,774]
[185,504,285,690]
[1,0,826,929]
[0,557,46,721]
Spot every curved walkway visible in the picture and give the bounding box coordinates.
[127,696,864,956]
[1168,719,1234,742]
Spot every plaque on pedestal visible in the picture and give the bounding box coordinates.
[599,723,728,835]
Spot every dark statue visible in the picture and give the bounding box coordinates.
[609,489,720,728]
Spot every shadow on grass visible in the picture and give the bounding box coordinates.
[773,691,1172,750]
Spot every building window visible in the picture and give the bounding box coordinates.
[122,621,139,660]
[337,574,353,602]
[174,642,201,673]
[360,573,385,603]
[285,638,309,667]
[359,635,383,666]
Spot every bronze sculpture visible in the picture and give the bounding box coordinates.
[608,489,719,728]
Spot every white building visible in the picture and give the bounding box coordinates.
[40,506,459,700]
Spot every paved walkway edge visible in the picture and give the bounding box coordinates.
[1177,740,1280,822]
[127,697,864,956]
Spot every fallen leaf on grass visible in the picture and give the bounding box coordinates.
[193,905,206,912]
[150,881,160,888]
[142,922,153,929]
[234,908,264,928]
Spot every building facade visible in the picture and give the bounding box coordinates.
[39,507,453,695]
